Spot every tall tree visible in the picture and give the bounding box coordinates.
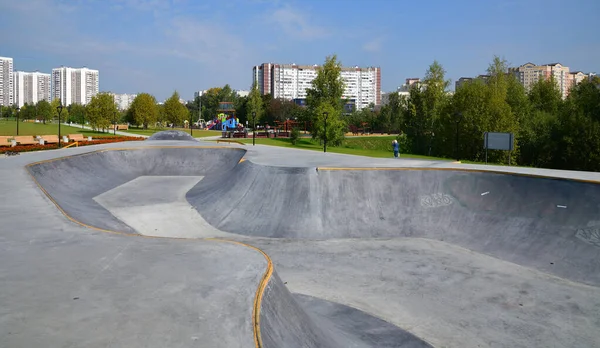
[85,93,118,131]
[68,103,86,126]
[36,100,52,124]
[163,91,189,127]
[419,61,450,155]
[305,54,346,145]
[50,98,70,122]
[247,81,263,126]
[129,93,159,129]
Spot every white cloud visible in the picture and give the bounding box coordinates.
[269,5,328,40]
[363,38,383,52]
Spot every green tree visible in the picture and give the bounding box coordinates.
[163,91,189,127]
[85,93,118,131]
[529,76,563,114]
[36,100,52,124]
[130,93,159,129]
[247,81,263,126]
[50,98,70,122]
[306,54,346,145]
[553,80,600,171]
[387,92,404,132]
[68,103,86,126]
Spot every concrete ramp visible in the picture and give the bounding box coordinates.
[260,271,432,348]
[189,161,600,286]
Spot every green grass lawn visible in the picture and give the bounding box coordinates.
[124,127,222,138]
[0,120,116,137]
[232,136,451,161]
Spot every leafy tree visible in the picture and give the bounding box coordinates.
[260,93,273,124]
[36,100,52,124]
[85,93,118,131]
[247,81,263,126]
[129,93,159,129]
[306,54,346,145]
[235,95,248,124]
[529,76,563,114]
[387,92,404,132]
[50,98,69,122]
[68,103,86,125]
[163,91,189,127]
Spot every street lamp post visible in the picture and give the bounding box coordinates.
[454,111,463,162]
[323,111,328,153]
[113,110,117,135]
[57,101,63,148]
[252,112,256,146]
[16,107,20,135]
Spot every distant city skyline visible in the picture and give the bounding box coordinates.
[2,0,598,101]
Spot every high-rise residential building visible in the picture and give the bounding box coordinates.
[0,56,14,107]
[252,63,273,95]
[13,71,51,107]
[509,62,574,98]
[52,67,99,105]
[253,63,381,110]
[109,93,137,110]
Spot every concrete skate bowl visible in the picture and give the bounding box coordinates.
[26,147,245,233]
[26,146,433,348]
[190,161,600,286]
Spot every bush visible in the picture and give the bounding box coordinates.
[396,133,409,153]
[290,127,300,145]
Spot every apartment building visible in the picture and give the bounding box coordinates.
[509,62,578,98]
[0,56,14,107]
[253,63,381,110]
[252,63,273,95]
[52,67,99,105]
[110,93,137,110]
[13,71,51,107]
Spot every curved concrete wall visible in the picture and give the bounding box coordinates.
[189,161,600,286]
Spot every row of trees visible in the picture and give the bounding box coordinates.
[362,57,600,171]
[1,91,191,131]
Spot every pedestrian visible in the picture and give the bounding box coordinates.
[392,139,399,158]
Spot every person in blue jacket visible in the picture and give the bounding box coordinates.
[392,139,399,158]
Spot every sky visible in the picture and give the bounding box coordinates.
[1,0,599,101]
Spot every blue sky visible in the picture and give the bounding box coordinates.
[1,0,598,101]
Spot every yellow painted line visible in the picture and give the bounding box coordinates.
[25,145,268,348]
[206,238,272,348]
[317,167,600,184]
[216,139,247,146]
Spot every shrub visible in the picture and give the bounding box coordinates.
[290,127,300,145]
[396,133,409,153]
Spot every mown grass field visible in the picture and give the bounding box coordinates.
[0,120,115,137]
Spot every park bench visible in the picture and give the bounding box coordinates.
[0,136,14,147]
[13,136,38,145]
[40,135,59,144]
[68,134,85,142]
[116,124,129,130]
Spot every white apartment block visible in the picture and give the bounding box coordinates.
[110,93,137,110]
[13,71,51,107]
[0,56,14,107]
[253,63,381,110]
[52,67,99,106]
